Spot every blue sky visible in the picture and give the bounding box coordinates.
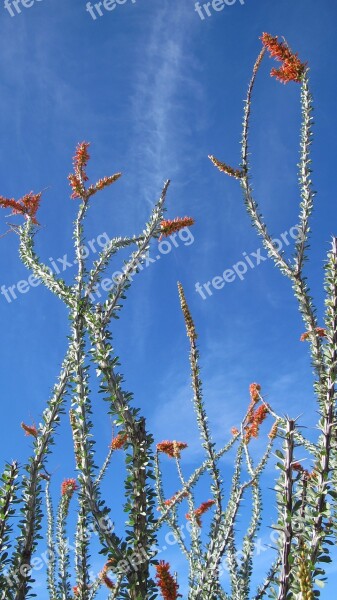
[0,0,337,597]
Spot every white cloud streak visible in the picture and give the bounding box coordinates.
[129,0,202,205]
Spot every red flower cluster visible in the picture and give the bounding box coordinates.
[186,499,215,527]
[261,33,306,84]
[68,174,84,200]
[68,142,90,199]
[74,141,90,180]
[155,561,182,600]
[231,427,239,436]
[0,191,42,225]
[100,573,114,589]
[157,441,188,459]
[99,565,115,590]
[246,383,262,423]
[110,433,128,450]
[244,404,269,444]
[87,174,122,197]
[61,478,78,497]
[160,217,194,238]
[72,584,92,597]
[68,141,121,201]
[292,462,318,481]
[232,385,269,442]
[164,498,175,507]
[21,422,38,438]
[97,561,115,589]
[300,327,327,342]
[230,385,270,444]
[158,492,188,511]
[249,383,261,402]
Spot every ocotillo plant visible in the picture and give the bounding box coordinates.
[155,33,337,599]
[0,143,194,600]
[0,32,336,600]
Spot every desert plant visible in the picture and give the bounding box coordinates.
[0,143,193,600]
[156,33,337,599]
[0,32,336,600]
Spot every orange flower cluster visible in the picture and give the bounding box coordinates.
[98,560,115,589]
[246,383,262,423]
[244,404,269,444]
[231,427,239,436]
[164,498,175,507]
[160,217,194,238]
[232,386,263,442]
[157,441,188,459]
[186,499,215,527]
[73,141,90,180]
[87,173,122,198]
[110,433,128,450]
[72,584,92,597]
[158,492,188,511]
[292,462,318,481]
[268,422,278,440]
[68,141,90,199]
[68,141,121,201]
[100,573,114,590]
[99,563,115,590]
[61,478,78,497]
[249,383,261,402]
[72,585,91,597]
[68,174,85,200]
[261,32,306,84]
[21,422,38,438]
[0,191,42,225]
[300,327,327,342]
[155,561,182,600]
[208,155,244,179]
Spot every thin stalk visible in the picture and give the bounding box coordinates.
[45,479,58,600]
[277,419,295,600]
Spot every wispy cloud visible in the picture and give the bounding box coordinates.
[129,1,202,206]
[120,2,203,352]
